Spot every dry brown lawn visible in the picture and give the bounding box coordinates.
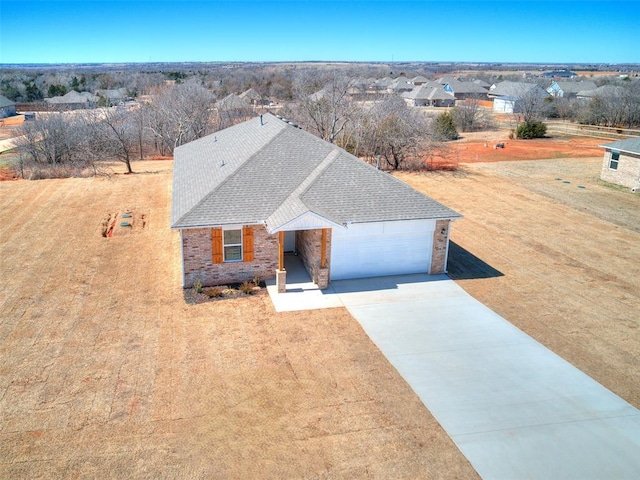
[399,156,640,408]
[1,149,638,478]
[0,161,477,479]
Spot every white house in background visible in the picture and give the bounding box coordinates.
[547,81,597,98]
[600,137,640,190]
[488,81,549,113]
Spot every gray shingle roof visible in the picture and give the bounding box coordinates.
[488,81,548,99]
[402,85,454,101]
[0,95,16,108]
[171,113,461,230]
[549,81,597,95]
[46,90,98,104]
[600,137,640,155]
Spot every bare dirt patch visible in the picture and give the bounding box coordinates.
[429,131,604,167]
[398,157,640,408]
[0,160,478,478]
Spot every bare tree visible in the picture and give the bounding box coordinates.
[452,97,495,131]
[15,112,95,178]
[84,107,139,173]
[513,84,548,125]
[144,81,215,154]
[358,96,428,170]
[291,70,354,143]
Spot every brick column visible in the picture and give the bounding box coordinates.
[276,269,287,293]
[430,220,450,274]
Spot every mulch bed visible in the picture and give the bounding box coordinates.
[183,282,268,304]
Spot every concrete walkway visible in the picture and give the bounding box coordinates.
[268,269,640,479]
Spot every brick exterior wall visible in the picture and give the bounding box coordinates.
[181,226,278,288]
[601,151,640,189]
[296,229,332,284]
[430,219,450,274]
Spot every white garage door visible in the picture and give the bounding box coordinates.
[330,220,435,280]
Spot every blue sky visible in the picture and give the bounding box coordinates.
[1,1,638,64]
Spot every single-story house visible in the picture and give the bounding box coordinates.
[96,88,128,106]
[439,78,489,100]
[410,75,430,85]
[45,90,98,110]
[0,95,17,118]
[546,81,597,98]
[171,113,461,291]
[239,88,269,106]
[402,84,455,107]
[371,77,393,91]
[387,76,414,94]
[599,137,640,190]
[576,85,624,101]
[488,81,549,113]
[542,70,578,79]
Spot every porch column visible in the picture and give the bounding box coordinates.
[320,228,327,268]
[317,228,330,289]
[276,231,286,293]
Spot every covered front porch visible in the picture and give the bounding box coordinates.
[274,227,332,293]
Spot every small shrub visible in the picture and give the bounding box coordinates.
[239,281,254,295]
[516,122,547,139]
[193,281,203,294]
[204,286,223,298]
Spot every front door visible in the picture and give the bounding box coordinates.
[284,231,296,253]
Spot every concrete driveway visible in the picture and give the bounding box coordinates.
[270,273,640,479]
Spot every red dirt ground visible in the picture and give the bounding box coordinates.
[427,133,603,167]
[0,166,17,181]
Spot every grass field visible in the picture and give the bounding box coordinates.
[1,145,638,477]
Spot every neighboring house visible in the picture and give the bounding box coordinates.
[410,75,430,85]
[402,84,455,107]
[387,76,414,94]
[45,90,98,110]
[308,88,328,102]
[576,85,624,101]
[371,77,393,91]
[0,95,17,118]
[542,70,578,79]
[438,78,489,100]
[96,88,128,106]
[239,88,268,106]
[171,113,461,291]
[488,81,549,113]
[600,137,640,190]
[547,81,597,98]
[473,79,491,88]
[216,93,251,110]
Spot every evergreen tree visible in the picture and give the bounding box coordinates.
[431,111,459,141]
